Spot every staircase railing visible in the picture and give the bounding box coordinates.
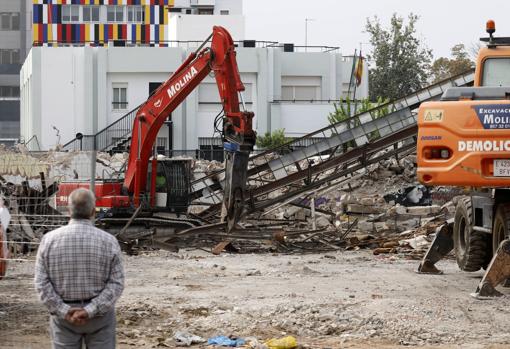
[62,105,141,152]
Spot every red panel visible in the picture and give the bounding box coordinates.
[57,181,130,209]
[80,24,85,43]
[145,24,150,44]
[38,24,43,44]
[66,24,72,43]
[57,24,63,43]
[108,24,113,41]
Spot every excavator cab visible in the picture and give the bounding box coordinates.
[146,158,192,214]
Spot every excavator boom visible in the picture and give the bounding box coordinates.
[123,26,255,229]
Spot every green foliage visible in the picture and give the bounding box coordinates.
[327,96,390,126]
[365,13,433,100]
[430,44,474,83]
[256,129,289,150]
[328,96,391,146]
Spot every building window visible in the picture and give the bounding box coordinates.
[127,6,144,23]
[220,10,229,15]
[0,12,19,31]
[83,6,100,23]
[281,76,322,100]
[198,8,214,15]
[156,137,167,154]
[107,6,125,23]
[0,86,20,98]
[62,5,80,23]
[0,49,20,64]
[112,86,128,110]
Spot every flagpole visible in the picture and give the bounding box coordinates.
[347,49,357,109]
[353,50,361,115]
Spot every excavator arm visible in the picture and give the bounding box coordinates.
[123,26,255,230]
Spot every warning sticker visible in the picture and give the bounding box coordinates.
[424,109,444,122]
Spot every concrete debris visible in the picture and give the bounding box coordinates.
[0,147,457,258]
[173,331,206,346]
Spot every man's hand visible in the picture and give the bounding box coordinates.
[65,308,89,326]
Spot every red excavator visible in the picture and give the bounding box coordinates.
[57,26,256,235]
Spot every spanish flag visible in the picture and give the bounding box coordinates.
[354,53,364,87]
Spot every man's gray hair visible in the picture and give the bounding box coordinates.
[69,188,96,220]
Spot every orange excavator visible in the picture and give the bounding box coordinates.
[57,26,256,234]
[417,20,510,298]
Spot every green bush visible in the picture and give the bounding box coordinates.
[256,129,289,151]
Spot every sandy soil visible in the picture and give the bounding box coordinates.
[1,250,509,349]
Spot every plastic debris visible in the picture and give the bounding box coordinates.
[265,336,298,349]
[207,335,246,347]
[174,331,206,346]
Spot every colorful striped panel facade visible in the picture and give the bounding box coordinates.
[32,0,175,46]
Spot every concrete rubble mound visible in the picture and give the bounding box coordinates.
[0,148,463,258]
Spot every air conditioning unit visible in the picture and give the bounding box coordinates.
[283,43,294,52]
[243,40,256,48]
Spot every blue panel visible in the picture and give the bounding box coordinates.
[33,5,40,24]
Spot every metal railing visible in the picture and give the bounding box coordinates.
[63,105,140,152]
[33,39,280,49]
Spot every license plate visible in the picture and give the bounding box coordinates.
[494,159,510,177]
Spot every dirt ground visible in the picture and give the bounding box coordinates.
[1,249,509,349]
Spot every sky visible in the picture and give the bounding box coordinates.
[243,0,510,59]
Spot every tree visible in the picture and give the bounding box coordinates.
[430,44,475,82]
[256,129,289,151]
[365,13,432,101]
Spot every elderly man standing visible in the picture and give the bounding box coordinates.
[35,188,124,349]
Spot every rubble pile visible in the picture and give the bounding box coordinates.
[0,149,129,250]
[245,153,463,257]
[0,147,464,257]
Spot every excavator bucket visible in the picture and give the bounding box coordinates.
[417,219,454,274]
[221,150,250,233]
[472,239,510,299]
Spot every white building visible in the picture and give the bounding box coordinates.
[20,1,368,151]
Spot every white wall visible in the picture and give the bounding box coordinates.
[272,103,336,137]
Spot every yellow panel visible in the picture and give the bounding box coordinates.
[47,23,53,43]
[136,24,141,43]
[145,5,150,25]
[99,24,104,43]
[33,24,39,43]
[113,24,118,40]
[163,6,168,25]
[168,0,175,6]
[159,24,165,44]
[85,23,90,42]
